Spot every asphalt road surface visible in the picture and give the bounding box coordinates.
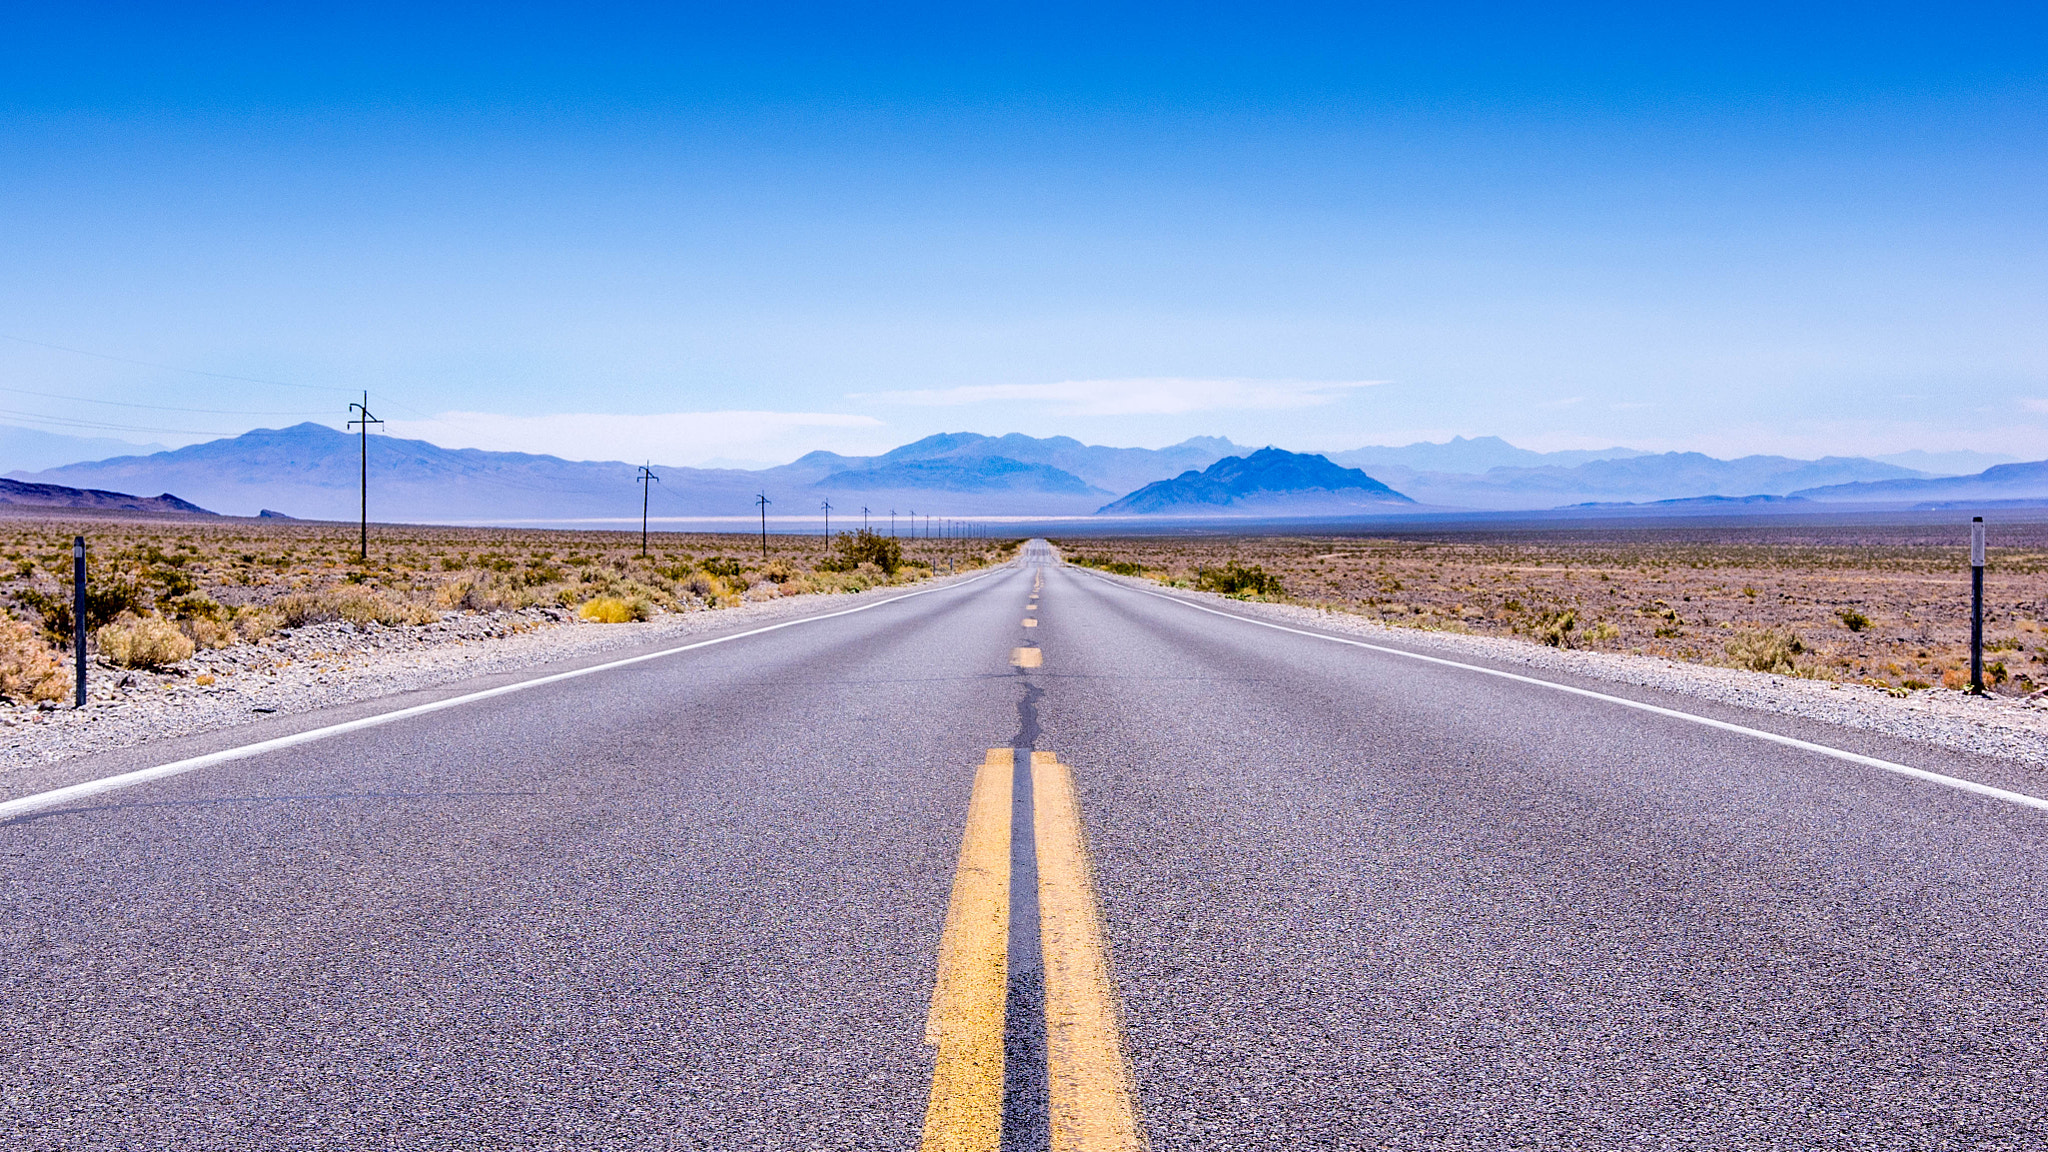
[4,540,2045,1149]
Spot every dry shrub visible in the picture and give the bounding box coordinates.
[0,614,69,701]
[795,563,890,595]
[235,606,280,641]
[1532,608,1577,647]
[97,613,195,669]
[1724,626,1829,678]
[181,616,236,649]
[681,572,743,607]
[435,572,536,612]
[278,591,340,627]
[331,585,437,626]
[579,595,649,623]
[282,586,437,627]
[1194,563,1284,598]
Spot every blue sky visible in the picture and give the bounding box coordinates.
[2,2,2043,466]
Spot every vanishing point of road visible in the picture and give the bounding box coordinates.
[4,541,2044,1149]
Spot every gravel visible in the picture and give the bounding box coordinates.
[1090,571,2048,773]
[0,576,975,776]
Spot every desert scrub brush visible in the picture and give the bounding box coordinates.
[0,613,70,701]
[96,613,196,669]
[578,595,650,623]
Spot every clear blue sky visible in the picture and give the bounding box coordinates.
[2,2,2043,466]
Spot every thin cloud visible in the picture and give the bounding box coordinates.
[2020,398,2048,414]
[851,377,1382,416]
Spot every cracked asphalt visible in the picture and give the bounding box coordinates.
[4,543,2046,1148]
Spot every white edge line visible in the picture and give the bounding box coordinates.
[1080,569,2048,814]
[0,567,1008,821]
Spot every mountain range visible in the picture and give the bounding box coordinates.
[1101,448,1413,515]
[0,425,167,473]
[1375,452,1931,510]
[6,425,1252,521]
[0,477,211,516]
[5,422,2046,523]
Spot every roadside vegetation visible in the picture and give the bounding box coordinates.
[1055,524,2048,695]
[0,515,1016,700]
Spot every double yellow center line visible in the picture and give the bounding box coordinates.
[921,750,1146,1151]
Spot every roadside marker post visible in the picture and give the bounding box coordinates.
[71,535,86,708]
[1971,516,1986,694]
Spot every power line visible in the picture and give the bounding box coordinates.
[0,333,356,394]
[0,407,243,438]
[0,332,507,444]
[0,384,327,418]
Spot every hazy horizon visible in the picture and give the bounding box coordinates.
[3,419,2024,481]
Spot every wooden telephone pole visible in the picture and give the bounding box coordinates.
[346,392,383,560]
[636,465,659,556]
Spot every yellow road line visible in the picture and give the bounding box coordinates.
[920,749,1014,1152]
[1023,618,1038,627]
[1032,752,1148,1151]
[1012,647,1042,668]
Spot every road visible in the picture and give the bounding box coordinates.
[4,540,2046,1149]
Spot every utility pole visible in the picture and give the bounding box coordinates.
[822,499,832,541]
[908,509,916,539]
[347,392,383,561]
[71,536,85,708]
[890,509,897,537]
[756,492,772,560]
[1971,516,1986,694]
[636,464,659,556]
[862,506,870,530]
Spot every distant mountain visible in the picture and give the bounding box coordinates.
[0,424,168,473]
[1791,460,2048,505]
[777,432,1245,496]
[1098,448,1415,515]
[7,424,1238,522]
[1870,449,2020,477]
[10,423,753,522]
[812,457,1108,496]
[1569,494,1812,509]
[1328,435,1646,475]
[0,477,213,516]
[12,420,2007,523]
[1375,452,1926,510]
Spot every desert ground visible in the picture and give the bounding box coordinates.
[0,510,1011,705]
[1056,517,2048,695]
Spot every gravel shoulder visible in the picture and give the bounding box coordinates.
[1088,569,2048,774]
[0,573,986,776]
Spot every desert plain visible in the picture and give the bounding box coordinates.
[1058,516,2048,695]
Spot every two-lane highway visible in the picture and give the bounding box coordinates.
[4,540,2045,1149]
